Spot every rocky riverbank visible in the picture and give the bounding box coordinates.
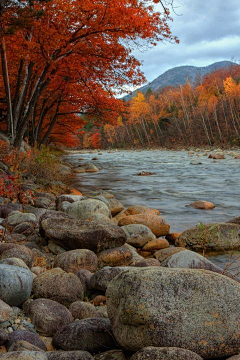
[0,152,240,359]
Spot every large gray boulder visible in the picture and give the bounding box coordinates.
[106,267,240,359]
[52,317,116,353]
[5,211,37,227]
[130,347,203,360]
[176,223,240,251]
[0,265,33,306]
[65,199,110,220]
[40,215,126,252]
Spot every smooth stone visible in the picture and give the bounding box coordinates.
[121,224,156,248]
[7,330,47,351]
[108,198,124,216]
[69,302,100,320]
[8,340,45,352]
[0,258,29,270]
[54,249,98,273]
[118,214,170,237]
[106,267,240,358]
[154,247,186,263]
[123,244,144,265]
[124,205,160,216]
[32,268,83,307]
[65,199,110,220]
[134,259,160,267]
[47,240,66,255]
[84,163,99,173]
[97,246,132,268]
[161,249,224,273]
[176,223,240,251]
[28,299,73,336]
[130,347,203,360]
[142,238,169,252]
[56,195,84,211]
[189,200,215,210]
[52,318,115,353]
[0,265,33,306]
[5,211,36,227]
[76,269,93,291]
[0,245,34,267]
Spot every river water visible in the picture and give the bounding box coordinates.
[66,149,240,273]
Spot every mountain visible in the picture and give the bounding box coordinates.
[125,60,237,100]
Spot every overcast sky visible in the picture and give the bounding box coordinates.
[134,0,240,83]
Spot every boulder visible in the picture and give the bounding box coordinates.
[121,224,156,248]
[97,246,132,268]
[12,222,36,236]
[56,195,84,211]
[69,301,100,320]
[0,245,34,267]
[41,215,126,252]
[176,223,240,251]
[142,238,169,252]
[5,211,36,227]
[94,350,127,360]
[0,265,33,306]
[53,249,98,274]
[52,318,116,353]
[32,268,84,307]
[65,199,110,220]
[90,266,132,292]
[106,267,240,359]
[154,247,185,263]
[0,203,22,219]
[189,200,215,210]
[118,214,170,237]
[28,299,74,336]
[47,351,94,360]
[130,347,203,360]
[7,330,47,351]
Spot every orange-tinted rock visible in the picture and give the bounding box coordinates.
[70,188,83,195]
[124,205,160,216]
[189,200,215,210]
[97,246,132,268]
[134,258,160,267]
[166,233,182,242]
[93,295,107,306]
[138,251,152,258]
[154,247,186,263]
[142,238,170,252]
[39,337,54,351]
[119,214,169,237]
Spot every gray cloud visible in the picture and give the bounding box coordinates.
[133,0,240,83]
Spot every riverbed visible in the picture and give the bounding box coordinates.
[66,149,240,274]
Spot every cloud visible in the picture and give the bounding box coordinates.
[133,0,240,82]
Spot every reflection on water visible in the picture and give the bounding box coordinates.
[66,149,240,233]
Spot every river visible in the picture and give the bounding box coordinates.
[66,149,240,274]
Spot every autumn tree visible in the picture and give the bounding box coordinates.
[0,0,178,148]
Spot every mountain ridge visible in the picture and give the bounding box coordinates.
[125,60,237,100]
